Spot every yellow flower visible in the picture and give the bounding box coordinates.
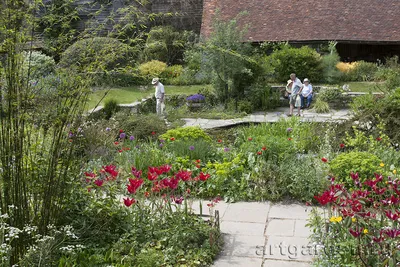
[352,217,356,222]
[329,216,336,223]
[329,216,342,223]
[394,170,397,175]
[336,216,343,222]
[380,163,385,167]
[363,229,368,234]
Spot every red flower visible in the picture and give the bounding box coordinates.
[123,197,136,207]
[151,131,156,135]
[383,229,400,238]
[262,146,267,151]
[174,196,184,204]
[114,141,119,145]
[123,147,130,151]
[349,229,361,238]
[131,167,142,179]
[196,159,201,163]
[321,157,328,163]
[196,164,201,168]
[186,188,191,194]
[68,139,73,143]
[257,151,262,155]
[159,164,171,174]
[147,172,158,181]
[248,137,253,141]
[127,178,143,194]
[376,137,382,141]
[168,177,179,189]
[84,172,96,178]
[104,165,118,178]
[87,187,92,192]
[170,137,175,141]
[198,172,210,181]
[207,203,215,207]
[119,129,124,133]
[340,143,345,148]
[144,191,150,198]
[118,149,123,153]
[94,179,104,187]
[217,139,222,143]
[175,170,192,181]
[288,138,292,141]
[385,210,399,221]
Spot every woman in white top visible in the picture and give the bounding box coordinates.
[301,78,313,109]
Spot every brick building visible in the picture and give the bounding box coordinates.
[201,0,400,61]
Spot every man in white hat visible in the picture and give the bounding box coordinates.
[152,78,165,115]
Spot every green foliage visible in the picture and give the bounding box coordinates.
[165,139,216,162]
[329,151,381,186]
[39,0,80,59]
[22,51,56,80]
[59,37,135,72]
[269,46,322,82]
[114,112,168,140]
[318,87,343,102]
[160,127,212,142]
[247,84,280,111]
[237,100,253,114]
[314,98,330,113]
[103,98,120,120]
[344,61,379,82]
[138,60,167,79]
[321,48,342,84]
[143,26,196,65]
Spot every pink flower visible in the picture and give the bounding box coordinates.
[385,210,399,221]
[131,167,142,179]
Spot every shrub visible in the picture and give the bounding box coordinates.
[318,87,343,102]
[160,126,212,142]
[269,46,322,82]
[321,50,342,84]
[162,65,183,79]
[103,98,120,120]
[237,100,253,114]
[198,87,218,106]
[138,60,167,80]
[22,51,55,80]
[314,98,330,113]
[341,61,378,81]
[329,151,381,186]
[247,84,280,111]
[59,37,135,72]
[164,139,216,161]
[114,112,168,140]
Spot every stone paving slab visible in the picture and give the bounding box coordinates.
[213,202,315,267]
[183,108,351,129]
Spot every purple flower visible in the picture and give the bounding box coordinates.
[77,127,82,133]
[68,132,74,138]
[160,139,165,143]
[106,127,111,132]
[129,135,135,141]
[224,147,231,152]
[135,145,140,149]
[189,146,195,151]
[174,196,184,205]
[186,94,206,103]
[287,128,293,132]
[120,133,126,139]
[159,143,164,148]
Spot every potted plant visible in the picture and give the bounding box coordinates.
[186,94,206,110]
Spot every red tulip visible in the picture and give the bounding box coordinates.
[257,151,262,155]
[248,137,253,141]
[175,170,192,182]
[198,172,210,181]
[340,143,345,148]
[144,191,150,198]
[119,129,124,133]
[321,157,328,163]
[123,197,136,207]
[376,137,382,141]
[262,146,267,151]
[104,165,118,178]
[170,137,175,141]
[127,178,143,194]
[114,141,119,145]
[151,131,156,135]
[94,179,104,187]
[349,229,361,238]
[288,138,292,141]
[217,139,222,143]
[84,172,96,178]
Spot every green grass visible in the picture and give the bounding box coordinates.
[342,82,385,92]
[87,85,210,109]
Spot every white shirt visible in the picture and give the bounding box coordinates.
[291,78,303,90]
[302,84,313,96]
[154,82,165,99]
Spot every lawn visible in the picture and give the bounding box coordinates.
[343,81,385,92]
[87,84,211,109]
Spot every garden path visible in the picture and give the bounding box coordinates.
[191,201,316,267]
[183,107,351,129]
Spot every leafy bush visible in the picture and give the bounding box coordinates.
[59,37,135,72]
[138,60,167,79]
[314,98,330,113]
[114,112,168,140]
[329,151,381,186]
[247,84,280,111]
[198,87,218,106]
[237,100,253,114]
[103,98,120,120]
[164,139,216,161]
[160,127,212,142]
[163,65,183,79]
[341,61,378,82]
[318,87,343,102]
[321,51,342,84]
[22,51,55,80]
[269,46,322,82]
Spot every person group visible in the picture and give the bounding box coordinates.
[285,73,313,117]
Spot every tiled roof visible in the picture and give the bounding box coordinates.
[201,0,400,43]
